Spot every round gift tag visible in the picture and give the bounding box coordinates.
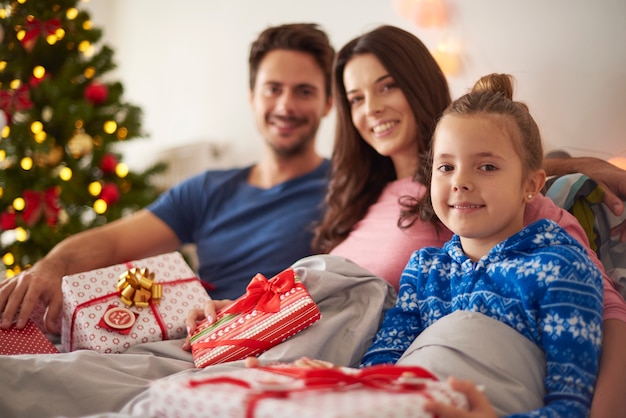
[103,306,136,330]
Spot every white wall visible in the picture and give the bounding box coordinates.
[84,0,626,171]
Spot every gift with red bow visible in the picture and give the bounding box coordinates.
[61,251,209,353]
[190,268,321,368]
[149,364,468,418]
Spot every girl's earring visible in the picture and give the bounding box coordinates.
[527,194,533,200]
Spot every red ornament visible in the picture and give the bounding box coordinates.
[84,82,109,105]
[29,74,48,88]
[100,183,120,205]
[100,153,118,175]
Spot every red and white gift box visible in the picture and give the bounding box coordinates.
[61,251,210,353]
[0,319,60,355]
[149,364,469,418]
[190,268,321,368]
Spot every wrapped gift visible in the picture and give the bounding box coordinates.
[149,364,468,418]
[0,319,60,355]
[61,251,210,353]
[190,268,321,368]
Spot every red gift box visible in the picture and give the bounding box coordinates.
[190,268,321,367]
[61,251,210,353]
[149,364,469,418]
[0,319,60,355]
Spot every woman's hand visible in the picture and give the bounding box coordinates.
[182,298,233,351]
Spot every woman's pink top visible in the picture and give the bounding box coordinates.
[331,177,626,321]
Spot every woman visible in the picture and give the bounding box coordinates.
[312,25,626,417]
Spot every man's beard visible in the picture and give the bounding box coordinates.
[266,115,319,158]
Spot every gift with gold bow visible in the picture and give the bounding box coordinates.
[190,268,321,368]
[61,251,210,354]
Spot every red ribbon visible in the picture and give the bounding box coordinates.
[21,188,61,227]
[0,85,34,115]
[21,17,61,50]
[190,337,275,353]
[189,365,438,418]
[223,269,296,314]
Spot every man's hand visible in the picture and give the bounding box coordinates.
[544,156,626,242]
[578,158,626,242]
[0,260,65,333]
[182,298,233,351]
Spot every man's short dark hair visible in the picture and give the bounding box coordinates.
[248,23,334,99]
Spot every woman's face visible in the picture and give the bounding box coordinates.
[343,53,419,178]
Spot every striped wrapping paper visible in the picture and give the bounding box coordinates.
[190,268,321,368]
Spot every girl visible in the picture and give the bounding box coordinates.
[361,73,603,417]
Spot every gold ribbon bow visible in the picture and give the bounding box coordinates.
[116,267,162,307]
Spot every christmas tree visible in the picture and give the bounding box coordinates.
[0,0,165,278]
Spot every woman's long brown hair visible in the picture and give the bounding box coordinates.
[312,25,451,253]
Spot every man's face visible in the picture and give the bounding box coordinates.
[250,49,331,158]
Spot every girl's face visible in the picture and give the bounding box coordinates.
[430,114,545,260]
[343,53,419,179]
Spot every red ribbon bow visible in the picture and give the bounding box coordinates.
[22,187,61,227]
[223,269,296,314]
[21,17,61,50]
[0,211,17,231]
[0,85,34,115]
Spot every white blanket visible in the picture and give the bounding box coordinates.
[397,310,546,416]
[0,255,396,418]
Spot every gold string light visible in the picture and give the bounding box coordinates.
[14,227,28,242]
[115,162,129,178]
[2,252,14,266]
[103,120,117,134]
[88,181,102,196]
[12,197,25,211]
[66,7,78,20]
[32,66,46,79]
[93,198,107,214]
[59,166,72,181]
[20,156,33,170]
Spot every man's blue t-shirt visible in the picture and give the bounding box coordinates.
[147,160,330,299]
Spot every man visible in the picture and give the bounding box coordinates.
[0,23,334,332]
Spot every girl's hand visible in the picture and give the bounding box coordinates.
[182,298,233,351]
[424,377,497,418]
[245,356,336,369]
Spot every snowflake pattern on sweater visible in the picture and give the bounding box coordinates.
[362,219,603,418]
